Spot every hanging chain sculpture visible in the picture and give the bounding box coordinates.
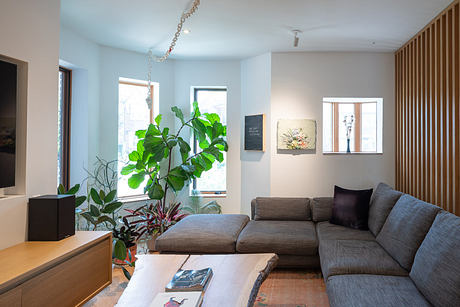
[146,0,201,108]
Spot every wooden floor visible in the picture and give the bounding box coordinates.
[84,266,329,307]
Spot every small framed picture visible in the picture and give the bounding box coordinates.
[244,114,265,151]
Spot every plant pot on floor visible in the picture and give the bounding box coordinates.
[147,234,160,252]
[114,244,137,265]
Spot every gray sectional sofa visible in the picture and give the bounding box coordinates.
[155,183,460,307]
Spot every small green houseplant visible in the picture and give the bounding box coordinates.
[121,103,228,245]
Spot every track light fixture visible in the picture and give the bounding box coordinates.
[292,30,301,47]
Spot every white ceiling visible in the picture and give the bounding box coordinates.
[61,0,453,59]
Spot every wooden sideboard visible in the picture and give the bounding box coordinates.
[0,231,112,307]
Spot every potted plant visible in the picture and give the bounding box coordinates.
[121,102,228,246]
[112,217,140,265]
[125,201,186,251]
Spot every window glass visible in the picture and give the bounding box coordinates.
[192,88,227,194]
[118,80,153,198]
[322,98,383,154]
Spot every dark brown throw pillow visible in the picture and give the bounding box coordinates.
[330,185,373,230]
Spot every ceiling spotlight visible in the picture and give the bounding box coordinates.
[183,28,191,34]
[292,30,302,47]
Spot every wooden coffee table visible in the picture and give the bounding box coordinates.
[116,253,278,307]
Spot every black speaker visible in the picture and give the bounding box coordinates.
[28,195,75,241]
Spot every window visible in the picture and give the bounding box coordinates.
[323,98,383,154]
[118,78,158,198]
[57,67,71,190]
[192,88,227,196]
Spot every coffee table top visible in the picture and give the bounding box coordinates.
[116,253,277,307]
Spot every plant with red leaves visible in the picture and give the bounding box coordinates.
[125,201,187,240]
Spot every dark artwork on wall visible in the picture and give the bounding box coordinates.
[244,114,265,151]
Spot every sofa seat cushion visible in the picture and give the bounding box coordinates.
[319,239,408,280]
[236,220,318,256]
[368,183,403,236]
[155,214,249,253]
[410,211,460,307]
[327,275,431,307]
[377,194,440,271]
[316,221,375,242]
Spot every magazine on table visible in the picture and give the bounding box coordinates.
[149,292,203,307]
[165,267,213,292]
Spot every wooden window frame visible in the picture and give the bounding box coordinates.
[117,80,155,200]
[59,67,72,190]
[192,88,227,196]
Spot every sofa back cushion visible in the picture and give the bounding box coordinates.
[311,197,333,222]
[253,197,311,221]
[376,194,440,271]
[368,183,403,236]
[409,211,460,307]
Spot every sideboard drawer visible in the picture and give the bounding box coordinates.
[21,238,111,307]
[0,286,21,307]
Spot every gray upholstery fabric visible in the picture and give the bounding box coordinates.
[377,194,440,271]
[327,275,431,307]
[155,214,249,253]
[253,197,311,221]
[368,183,403,236]
[236,220,318,255]
[316,221,375,242]
[410,211,460,307]
[277,254,321,269]
[319,239,408,280]
[311,197,334,222]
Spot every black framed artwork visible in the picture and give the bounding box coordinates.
[244,114,265,151]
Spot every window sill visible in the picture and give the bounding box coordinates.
[191,194,227,198]
[118,194,149,203]
[323,152,383,155]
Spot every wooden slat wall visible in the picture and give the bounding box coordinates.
[395,0,460,215]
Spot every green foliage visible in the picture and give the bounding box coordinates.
[57,183,86,208]
[80,187,121,230]
[122,103,228,204]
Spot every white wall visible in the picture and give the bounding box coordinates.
[59,26,100,189]
[270,52,395,197]
[98,46,175,162]
[174,60,242,214]
[240,53,271,215]
[0,0,60,249]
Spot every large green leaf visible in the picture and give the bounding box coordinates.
[204,113,220,124]
[96,215,116,227]
[154,114,162,126]
[75,196,86,208]
[192,101,201,117]
[148,182,164,200]
[128,151,141,162]
[113,239,127,260]
[121,164,136,175]
[104,190,117,203]
[204,146,221,160]
[90,188,103,205]
[145,123,162,137]
[135,129,146,138]
[128,171,146,189]
[177,137,191,162]
[167,167,188,192]
[89,205,101,217]
[101,201,123,214]
[66,184,80,195]
[57,184,65,195]
[171,106,185,124]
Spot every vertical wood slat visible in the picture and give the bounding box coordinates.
[354,103,361,152]
[395,0,460,216]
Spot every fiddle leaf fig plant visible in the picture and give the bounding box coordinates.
[121,102,228,206]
